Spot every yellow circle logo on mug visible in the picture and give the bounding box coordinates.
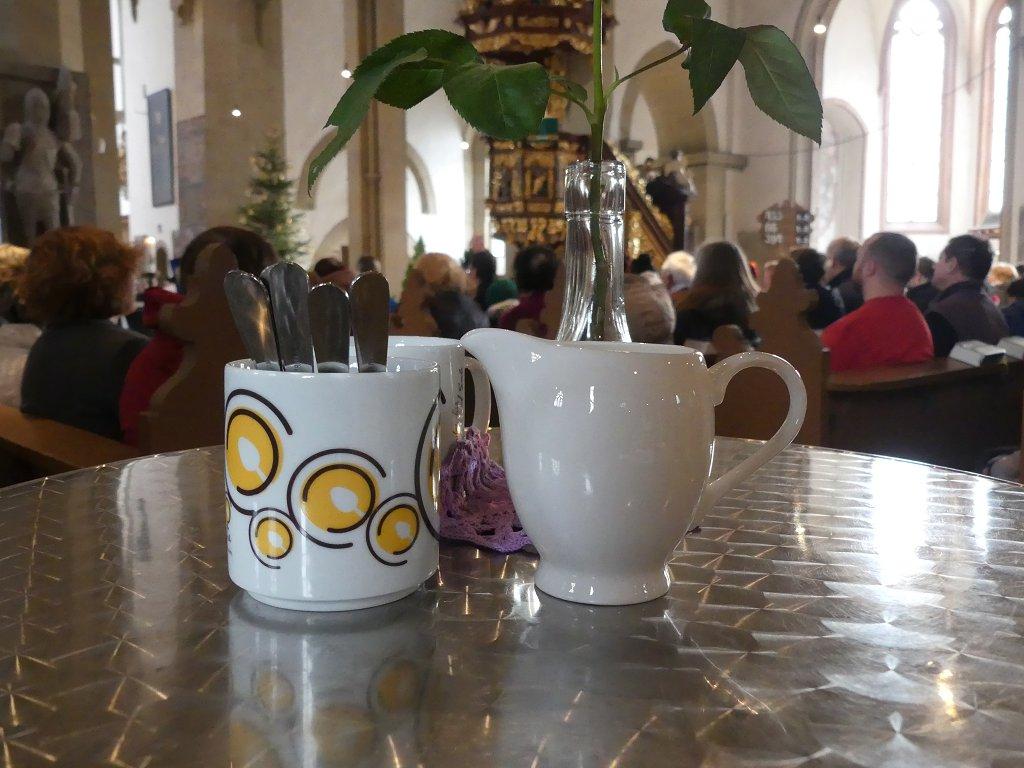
[301,465,378,533]
[226,409,282,495]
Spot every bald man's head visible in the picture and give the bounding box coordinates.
[855,232,918,287]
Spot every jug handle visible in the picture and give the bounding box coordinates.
[694,352,807,526]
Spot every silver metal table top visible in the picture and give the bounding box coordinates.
[2,441,1024,767]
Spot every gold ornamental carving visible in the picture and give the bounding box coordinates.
[488,135,585,251]
[458,0,615,58]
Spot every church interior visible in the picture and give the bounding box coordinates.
[4,2,1024,765]
[5,0,1019,278]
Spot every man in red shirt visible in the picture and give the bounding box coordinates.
[821,233,934,373]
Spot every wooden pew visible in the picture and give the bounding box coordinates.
[827,359,1024,471]
[713,259,829,446]
[137,244,247,454]
[0,405,139,483]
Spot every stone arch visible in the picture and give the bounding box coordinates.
[405,143,436,215]
[313,217,348,261]
[297,135,435,215]
[812,99,868,245]
[617,41,718,157]
[796,0,843,84]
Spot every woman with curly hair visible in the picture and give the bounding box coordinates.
[19,227,147,439]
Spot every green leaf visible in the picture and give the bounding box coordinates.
[307,130,348,194]
[688,19,746,112]
[663,0,712,45]
[371,30,481,109]
[309,48,428,191]
[739,25,823,143]
[443,61,550,140]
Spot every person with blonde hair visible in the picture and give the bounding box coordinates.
[674,241,759,344]
[660,250,696,298]
[19,227,146,438]
[0,243,30,322]
[0,244,39,406]
[624,253,675,344]
[410,252,488,339]
[988,261,1017,307]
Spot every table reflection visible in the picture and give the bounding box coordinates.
[228,593,436,767]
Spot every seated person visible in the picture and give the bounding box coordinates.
[1004,279,1024,336]
[20,227,147,440]
[0,243,30,323]
[821,233,933,373]
[119,227,279,445]
[465,249,508,312]
[411,252,489,339]
[0,244,40,407]
[906,256,939,312]
[989,261,1018,307]
[792,247,844,329]
[760,259,779,291]
[674,241,759,344]
[356,255,381,274]
[660,250,696,309]
[312,256,355,290]
[823,237,863,314]
[484,278,520,327]
[926,235,1009,357]
[624,254,674,344]
[500,245,559,336]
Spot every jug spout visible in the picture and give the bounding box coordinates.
[462,329,547,400]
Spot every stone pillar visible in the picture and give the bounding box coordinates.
[0,1,65,68]
[78,0,119,233]
[1004,0,1024,261]
[173,0,285,250]
[687,151,748,245]
[346,0,408,290]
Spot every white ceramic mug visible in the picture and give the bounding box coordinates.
[224,359,440,611]
[388,336,491,459]
[463,330,807,606]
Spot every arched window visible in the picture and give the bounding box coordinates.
[979,2,1013,222]
[882,0,954,230]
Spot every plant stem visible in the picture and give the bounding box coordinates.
[588,0,608,340]
[609,47,689,94]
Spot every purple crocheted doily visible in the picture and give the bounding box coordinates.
[438,428,531,554]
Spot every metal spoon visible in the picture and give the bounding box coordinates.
[309,283,351,372]
[224,270,280,370]
[350,272,390,373]
[261,262,315,373]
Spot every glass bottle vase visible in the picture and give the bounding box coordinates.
[557,161,631,342]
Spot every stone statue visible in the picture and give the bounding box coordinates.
[0,71,82,245]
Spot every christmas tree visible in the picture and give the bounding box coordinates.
[403,236,426,291]
[238,134,308,262]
